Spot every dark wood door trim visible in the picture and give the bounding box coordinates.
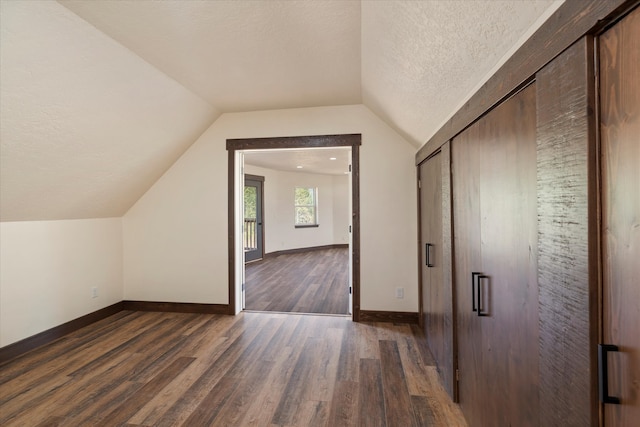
[227,134,362,320]
[244,174,265,182]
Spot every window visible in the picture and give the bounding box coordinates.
[294,187,318,227]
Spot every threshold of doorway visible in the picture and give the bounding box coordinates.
[243,309,351,318]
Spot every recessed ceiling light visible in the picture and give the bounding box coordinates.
[296,165,303,169]
[330,157,337,160]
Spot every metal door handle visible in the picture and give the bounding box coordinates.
[477,275,489,317]
[598,344,620,404]
[472,272,481,312]
[426,243,434,267]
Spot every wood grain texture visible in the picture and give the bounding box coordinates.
[0,302,124,365]
[358,359,385,426]
[451,109,485,427]
[479,83,539,427]
[122,301,230,314]
[418,146,456,401]
[351,143,361,321]
[264,244,348,258]
[600,6,640,425]
[453,84,539,427]
[379,340,417,427]
[0,311,467,426]
[228,148,237,314]
[416,0,637,165]
[245,247,350,315]
[358,311,419,324]
[227,134,362,150]
[439,142,456,402]
[536,37,598,427]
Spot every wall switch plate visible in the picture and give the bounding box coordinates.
[92,287,98,298]
[395,287,404,299]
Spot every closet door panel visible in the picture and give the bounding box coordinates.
[601,6,640,425]
[479,83,539,426]
[420,152,440,354]
[536,36,598,426]
[452,119,486,425]
[453,84,538,426]
[419,144,456,399]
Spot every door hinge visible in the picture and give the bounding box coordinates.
[242,282,245,291]
[349,164,352,172]
[418,179,421,189]
[349,286,352,295]
[456,369,460,381]
[349,225,352,233]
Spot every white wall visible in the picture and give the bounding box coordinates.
[245,164,349,253]
[123,105,418,312]
[332,174,350,245]
[0,218,123,347]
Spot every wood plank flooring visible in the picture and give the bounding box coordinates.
[245,248,349,315]
[0,311,467,426]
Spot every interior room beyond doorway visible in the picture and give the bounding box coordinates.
[243,146,352,316]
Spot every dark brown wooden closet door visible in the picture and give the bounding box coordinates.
[453,83,538,426]
[600,6,640,425]
[419,152,447,390]
[478,83,539,426]
[452,117,486,425]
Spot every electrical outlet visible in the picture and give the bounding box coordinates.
[395,287,404,299]
[91,287,98,298]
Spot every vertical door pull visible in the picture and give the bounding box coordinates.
[426,243,434,267]
[598,344,621,404]
[477,275,489,317]
[471,272,481,312]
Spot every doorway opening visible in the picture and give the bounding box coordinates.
[226,134,362,321]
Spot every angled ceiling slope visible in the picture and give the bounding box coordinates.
[60,0,560,147]
[1,1,560,222]
[58,0,363,113]
[0,0,218,221]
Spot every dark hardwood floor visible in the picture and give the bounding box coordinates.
[0,311,466,426]
[245,248,349,315]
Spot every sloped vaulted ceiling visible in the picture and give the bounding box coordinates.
[0,0,561,222]
[0,1,219,221]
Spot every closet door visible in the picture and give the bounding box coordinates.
[452,117,485,424]
[419,144,455,399]
[600,7,640,425]
[419,150,442,357]
[479,83,539,426]
[453,83,538,426]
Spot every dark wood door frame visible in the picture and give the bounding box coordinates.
[226,134,362,320]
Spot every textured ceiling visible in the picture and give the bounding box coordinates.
[361,0,561,145]
[0,1,217,221]
[1,0,562,221]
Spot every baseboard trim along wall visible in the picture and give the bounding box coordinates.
[122,300,231,315]
[265,244,349,258]
[359,310,419,324]
[0,301,417,364]
[0,301,125,365]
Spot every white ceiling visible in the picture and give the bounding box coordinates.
[59,0,362,113]
[0,0,562,221]
[244,148,351,176]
